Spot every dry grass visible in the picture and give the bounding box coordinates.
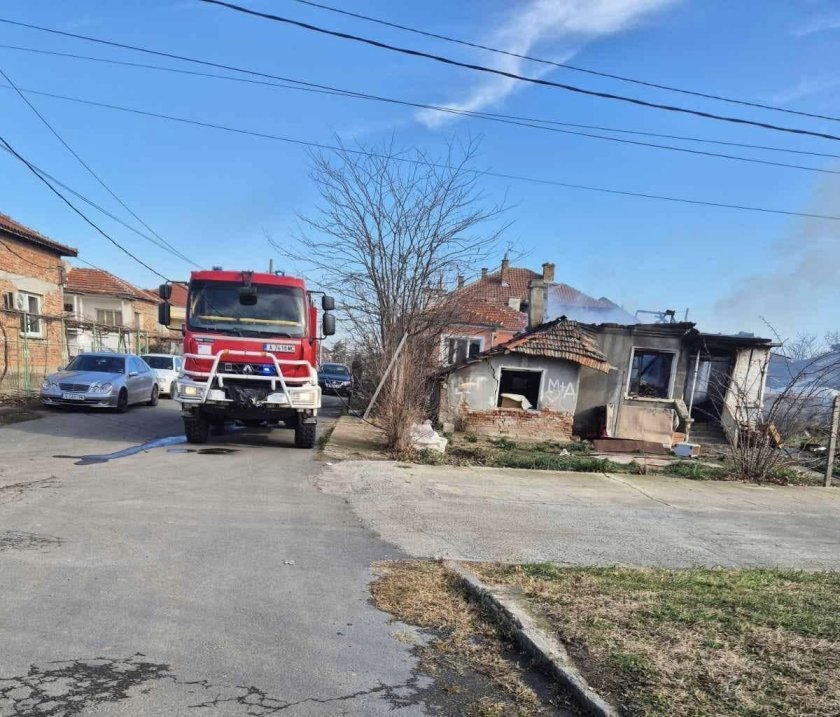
[371,560,573,716]
[472,563,840,717]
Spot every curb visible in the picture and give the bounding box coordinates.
[446,560,620,717]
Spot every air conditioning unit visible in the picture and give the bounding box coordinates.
[3,291,25,311]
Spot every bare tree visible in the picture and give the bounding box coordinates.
[784,333,822,362]
[277,136,505,452]
[726,351,840,482]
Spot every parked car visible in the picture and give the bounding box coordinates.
[141,353,183,398]
[318,362,354,397]
[40,352,158,412]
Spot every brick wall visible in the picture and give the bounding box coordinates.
[460,407,574,441]
[0,236,68,396]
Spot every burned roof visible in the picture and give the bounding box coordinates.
[445,318,610,373]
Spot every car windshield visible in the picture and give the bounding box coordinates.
[321,364,350,377]
[142,356,174,370]
[66,355,124,374]
[188,280,306,337]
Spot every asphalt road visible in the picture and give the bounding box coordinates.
[321,460,840,569]
[0,399,429,716]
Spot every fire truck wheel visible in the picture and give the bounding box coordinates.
[184,414,210,444]
[294,421,317,449]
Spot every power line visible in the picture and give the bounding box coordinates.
[0,143,197,263]
[7,84,838,223]
[3,42,838,162]
[289,0,840,125]
[4,83,835,177]
[0,134,169,280]
[0,65,198,268]
[199,0,840,143]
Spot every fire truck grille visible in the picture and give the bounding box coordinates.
[221,362,277,376]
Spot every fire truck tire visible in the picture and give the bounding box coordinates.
[294,421,317,449]
[184,414,210,444]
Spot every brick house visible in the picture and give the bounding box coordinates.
[442,258,631,364]
[438,318,610,440]
[64,268,172,356]
[0,213,78,396]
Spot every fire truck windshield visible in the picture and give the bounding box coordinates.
[188,281,306,337]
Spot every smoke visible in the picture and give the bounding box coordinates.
[546,287,636,325]
[713,172,840,337]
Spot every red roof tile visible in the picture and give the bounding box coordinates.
[0,212,77,256]
[66,267,154,302]
[445,318,610,374]
[456,266,540,305]
[498,319,609,372]
[452,299,527,332]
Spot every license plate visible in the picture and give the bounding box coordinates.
[62,392,86,401]
[264,343,295,353]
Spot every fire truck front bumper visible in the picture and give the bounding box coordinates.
[174,377,321,410]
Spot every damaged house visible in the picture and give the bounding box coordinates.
[438,273,775,450]
[438,318,610,440]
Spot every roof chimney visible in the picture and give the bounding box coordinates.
[542,262,555,283]
[527,279,546,330]
[480,267,488,279]
[456,275,465,290]
[508,297,521,312]
[500,256,510,282]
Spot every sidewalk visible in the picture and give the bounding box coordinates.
[318,460,840,568]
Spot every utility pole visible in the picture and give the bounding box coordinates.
[825,394,840,487]
[268,259,274,274]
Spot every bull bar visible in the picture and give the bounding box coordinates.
[175,349,320,410]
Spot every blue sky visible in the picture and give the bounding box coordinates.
[1,0,839,341]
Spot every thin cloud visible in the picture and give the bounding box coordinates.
[794,12,840,36]
[769,75,840,105]
[417,0,679,128]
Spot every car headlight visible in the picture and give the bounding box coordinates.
[182,385,200,397]
[41,379,56,390]
[292,389,317,404]
[90,382,113,393]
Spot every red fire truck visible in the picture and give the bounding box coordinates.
[157,269,335,447]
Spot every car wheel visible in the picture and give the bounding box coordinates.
[116,389,129,413]
[169,380,177,398]
[147,385,159,407]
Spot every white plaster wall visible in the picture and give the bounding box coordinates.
[445,354,580,413]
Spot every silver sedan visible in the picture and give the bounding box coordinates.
[40,352,159,412]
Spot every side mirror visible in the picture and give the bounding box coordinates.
[239,286,258,305]
[159,283,172,300]
[158,302,171,326]
[322,295,335,312]
[322,312,336,336]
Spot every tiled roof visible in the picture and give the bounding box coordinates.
[451,299,527,332]
[65,267,154,302]
[456,266,540,304]
[446,318,610,373]
[499,319,610,372]
[0,212,77,256]
[550,282,620,309]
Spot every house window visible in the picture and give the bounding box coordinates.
[96,309,123,326]
[445,336,483,364]
[19,292,42,337]
[497,368,542,409]
[628,349,675,399]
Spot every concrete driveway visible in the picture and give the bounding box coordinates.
[320,461,840,569]
[0,399,429,715]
